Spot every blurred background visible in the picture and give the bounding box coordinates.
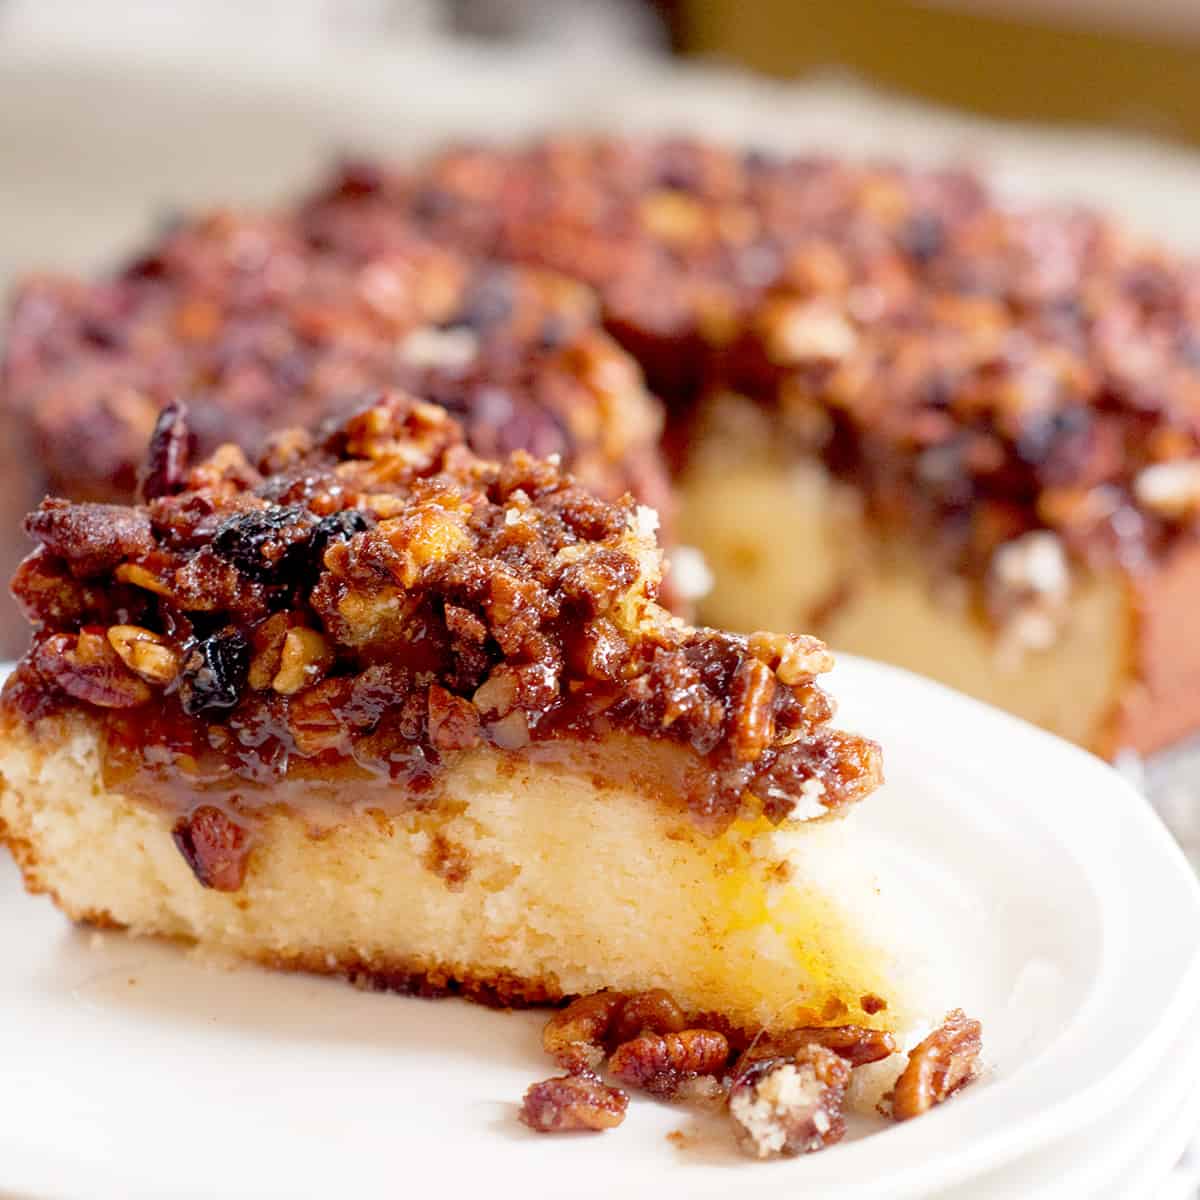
[9,0,1200,137]
[7,0,1200,294]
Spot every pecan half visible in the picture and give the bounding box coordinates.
[172,805,252,892]
[34,631,152,708]
[728,1045,850,1158]
[106,625,181,685]
[730,657,776,762]
[737,1024,897,1072]
[892,1010,983,1121]
[610,988,688,1047]
[608,1029,730,1100]
[519,1073,629,1133]
[543,992,626,1072]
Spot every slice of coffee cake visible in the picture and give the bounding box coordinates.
[0,393,910,1036]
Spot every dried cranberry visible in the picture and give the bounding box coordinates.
[211,505,316,583]
[139,400,196,501]
[179,628,251,716]
[308,510,373,575]
[330,159,385,199]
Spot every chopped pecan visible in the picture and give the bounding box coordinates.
[728,1045,850,1158]
[271,627,333,695]
[543,992,626,1072]
[747,631,834,685]
[892,1010,982,1121]
[33,631,152,708]
[114,562,173,597]
[286,677,353,755]
[25,499,156,579]
[608,1029,730,1100]
[172,805,251,891]
[519,1073,628,1133]
[247,612,292,690]
[427,684,482,751]
[106,625,180,685]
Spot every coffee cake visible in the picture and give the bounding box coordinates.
[0,394,918,1037]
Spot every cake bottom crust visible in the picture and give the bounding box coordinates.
[0,713,918,1038]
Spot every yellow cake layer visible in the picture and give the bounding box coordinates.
[0,713,918,1036]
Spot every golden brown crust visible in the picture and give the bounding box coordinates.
[260,948,567,1009]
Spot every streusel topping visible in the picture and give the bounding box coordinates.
[305,137,1200,577]
[3,208,667,516]
[5,393,879,831]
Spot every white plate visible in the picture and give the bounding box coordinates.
[1,656,1198,1199]
[927,979,1200,1198]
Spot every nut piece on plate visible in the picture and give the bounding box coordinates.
[519,1073,629,1133]
[542,992,627,1072]
[608,1029,731,1100]
[728,1045,851,1158]
[891,1010,983,1121]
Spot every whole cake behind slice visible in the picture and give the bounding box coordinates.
[305,138,1200,756]
[0,393,915,1037]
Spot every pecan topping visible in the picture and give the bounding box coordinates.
[25,499,155,579]
[730,657,776,762]
[728,1045,850,1158]
[543,992,626,1072]
[4,394,880,832]
[271,627,332,695]
[33,631,152,708]
[106,625,181,685]
[608,1029,731,1100]
[172,805,252,891]
[891,1010,983,1121]
[519,1073,629,1133]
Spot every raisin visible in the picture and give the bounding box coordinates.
[410,186,457,223]
[898,212,945,264]
[451,268,515,331]
[211,505,316,584]
[139,400,196,501]
[308,510,373,575]
[179,628,251,716]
